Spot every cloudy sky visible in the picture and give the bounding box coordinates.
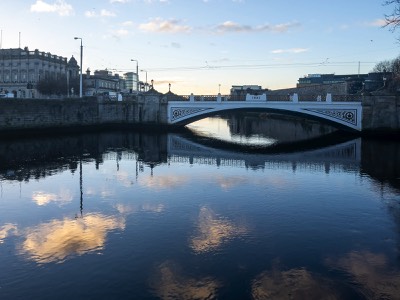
[0,0,398,94]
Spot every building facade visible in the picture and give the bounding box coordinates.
[297,72,391,94]
[0,47,79,98]
[84,69,125,96]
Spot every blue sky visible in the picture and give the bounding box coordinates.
[0,0,398,94]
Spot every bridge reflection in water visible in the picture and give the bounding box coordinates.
[0,132,360,183]
[167,134,360,172]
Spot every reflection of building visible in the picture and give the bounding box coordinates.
[0,47,79,98]
[84,69,124,96]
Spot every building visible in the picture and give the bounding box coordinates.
[84,69,125,96]
[0,47,79,98]
[297,72,391,94]
[124,72,139,93]
[230,85,268,99]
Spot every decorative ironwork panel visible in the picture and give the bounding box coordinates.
[170,107,213,122]
[303,108,357,126]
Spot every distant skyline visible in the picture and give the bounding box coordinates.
[1,0,399,94]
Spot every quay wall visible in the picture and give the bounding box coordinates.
[362,95,400,134]
[0,95,169,134]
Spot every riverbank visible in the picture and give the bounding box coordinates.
[0,94,399,137]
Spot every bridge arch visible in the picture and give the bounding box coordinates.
[167,100,362,131]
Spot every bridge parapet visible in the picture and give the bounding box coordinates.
[167,93,362,103]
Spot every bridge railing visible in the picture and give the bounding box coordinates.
[166,93,362,102]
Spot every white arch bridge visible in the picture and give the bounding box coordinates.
[167,93,362,131]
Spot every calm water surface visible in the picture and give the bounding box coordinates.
[0,116,399,299]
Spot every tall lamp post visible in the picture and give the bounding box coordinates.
[74,37,83,98]
[131,59,139,93]
[140,69,148,91]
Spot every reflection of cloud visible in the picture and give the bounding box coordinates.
[114,203,164,214]
[0,223,18,243]
[205,174,289,191]
[252,268,339,299]
[150,261,220,300]
[115,203,134,214]
[142,203,164,213]
[190,206,247,253]
[32,189,73,206]
[139,175,188,189]
[327,251,400,299]
[116,171,134,186]
[20,214,125,264]
[214,175,248,190]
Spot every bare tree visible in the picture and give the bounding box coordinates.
[384,0,400,31]
[372,60,392,72]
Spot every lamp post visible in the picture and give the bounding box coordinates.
[140,69,147,91]
[131,59,139,93]
[74,37,83,98]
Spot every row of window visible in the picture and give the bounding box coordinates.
[0,63,67,69]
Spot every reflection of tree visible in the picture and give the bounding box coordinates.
[190,206,247,253]
[20,213,125,264]
[251,268,340,300]
[326,251,400,299]
[150,261,220,300]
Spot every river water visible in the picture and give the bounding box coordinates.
[0,114,399,299]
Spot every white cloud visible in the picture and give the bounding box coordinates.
[85,9,116,18]
[144,0,170,3]
[30,0,73,16]
[110,0,130,3]
[215,21,301,34]
[139,18,191,33]
[369,19,386,27]
[271,48,309,54]
[121,21,134,27]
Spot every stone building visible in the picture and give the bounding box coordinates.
[84,69,125,96]
[0,47,79,98]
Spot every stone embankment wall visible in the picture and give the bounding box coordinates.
[362,95,400,133]
[0,94,169,134]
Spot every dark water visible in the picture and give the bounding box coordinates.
[0,116,399,300]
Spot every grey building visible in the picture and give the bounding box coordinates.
[0,47,79,98]
[84,69,125,96]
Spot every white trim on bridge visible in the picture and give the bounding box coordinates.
[167,93,362,131]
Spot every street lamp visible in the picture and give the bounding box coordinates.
[74,37,83,98]
[131,59,139,93]
[140,69,148,91]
